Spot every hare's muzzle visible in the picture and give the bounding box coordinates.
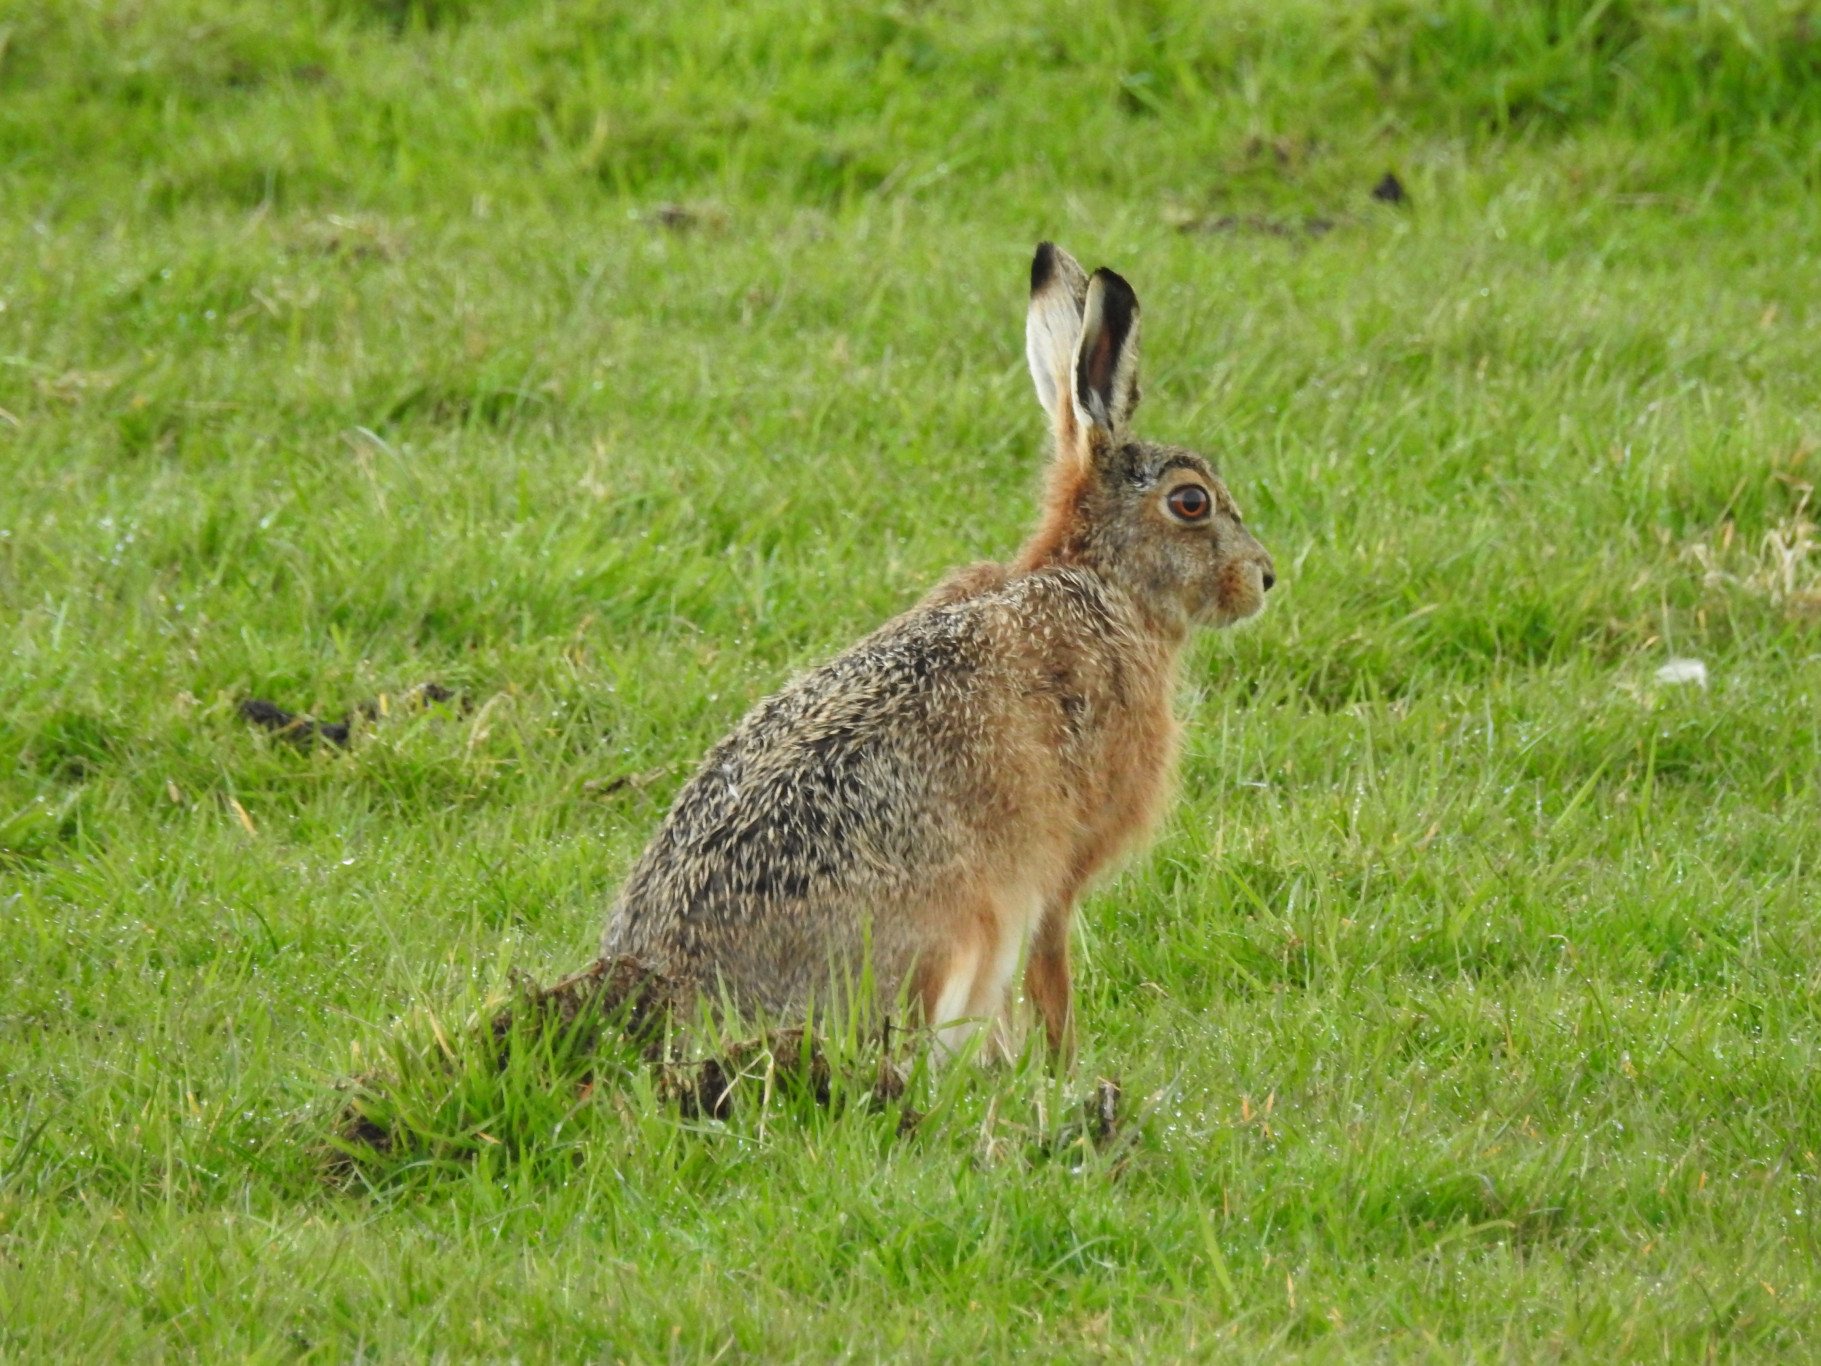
[1212,534,1275,626]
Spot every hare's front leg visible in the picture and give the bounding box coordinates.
[1025,900,1076,1063]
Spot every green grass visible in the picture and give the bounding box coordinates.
[5,0,1821,1358]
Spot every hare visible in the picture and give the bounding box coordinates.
[601,243,1275,1058]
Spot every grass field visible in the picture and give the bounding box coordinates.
[5,0,1821,1358]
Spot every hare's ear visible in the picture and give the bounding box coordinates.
[1072,267,1141,442]
[1026,242,1090,448]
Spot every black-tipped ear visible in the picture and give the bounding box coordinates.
[1026,242,1091,430]
[1030,242,1071,295]
[1073,268,1141,436]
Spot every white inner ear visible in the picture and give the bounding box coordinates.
[1026,288,1083,423]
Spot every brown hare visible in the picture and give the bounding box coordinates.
[601,243,1275,1059]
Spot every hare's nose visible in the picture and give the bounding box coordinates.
[1261,567,1276,592]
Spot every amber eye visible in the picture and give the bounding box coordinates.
[1166,484,1211,521]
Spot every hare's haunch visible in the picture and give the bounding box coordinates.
[602,244,1275,1059]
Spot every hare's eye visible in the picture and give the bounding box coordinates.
[1166,485,1211,522]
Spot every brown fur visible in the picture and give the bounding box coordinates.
[601,244,1274,1060]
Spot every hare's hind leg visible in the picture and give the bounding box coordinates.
[1025,899,1076,1063]
[909,940,980,1056]
[966,914,1029,1064]
[910,889,1035,1059]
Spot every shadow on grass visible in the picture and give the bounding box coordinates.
[324,957,1134,1188]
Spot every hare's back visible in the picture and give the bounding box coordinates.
[601,601,1007,996]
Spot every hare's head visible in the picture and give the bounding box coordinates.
[1019,242,1275,635]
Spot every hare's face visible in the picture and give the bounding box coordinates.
[1096,442,1275,631]
[1023,243,1277,633]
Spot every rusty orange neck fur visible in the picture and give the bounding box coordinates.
[1010,439,1193,646]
